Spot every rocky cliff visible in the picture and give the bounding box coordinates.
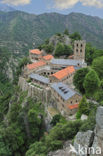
[18,77,58,130]
[74,106,103,156]
[47,106,103,156]
[18,77,50,102]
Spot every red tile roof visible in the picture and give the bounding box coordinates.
[43,55,54,61]
[69,55,74,59]
[27,61,46,70]
[67,104,79,110]
[29,49,42,55]
[51,66,75,80]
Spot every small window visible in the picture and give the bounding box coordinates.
[62,104,64,107]
[77,44,78,47]
[76,100,78,103]
[81,44,83,47]
[80,49,82,52]
[76,49,78,52]
[71,101,72,104]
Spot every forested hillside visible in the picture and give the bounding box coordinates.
[0,11,103,58]
[0,11,103,80]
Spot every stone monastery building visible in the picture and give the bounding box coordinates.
[20,40,87,118]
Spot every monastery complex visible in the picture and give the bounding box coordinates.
[19,40,87,118]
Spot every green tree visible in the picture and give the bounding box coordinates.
[93,49,103,59]
[55,42,64,56]
[73,68,89,94]
[55,43,73,57]
[0,89,45,156]
[83,69,100,97]
[26,120,83,156]
[63,45,73,56]
[0,135,11,156]
[80,109,96,132]
[78,96,89,115]
[64,29,69,35]
[100,79,103,89]
[92,56,103,79]
[70,32,81,40]
[50,114,66,126]
[14,57,31,84]
[45,39,49,44]
[85,43,95,65]
[94,79,103,102]
[43,44,54,53]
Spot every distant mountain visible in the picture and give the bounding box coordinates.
[0,11,103,58]
[0,3,15,12]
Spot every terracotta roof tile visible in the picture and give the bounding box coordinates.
[43,55,54,61]
[69,55,74,59]
[27,61,46,70]
[29,49,42,55]
[51,66,75,80]
[67,104,79,110]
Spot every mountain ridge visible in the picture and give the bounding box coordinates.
[0,3,15,12]
[0,11,103,58]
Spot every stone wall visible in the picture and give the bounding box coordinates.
[18,77,57,131]
[18,77,81,121]
[74,40,86,61]
[73,106,103,156]
[18,77,51,103]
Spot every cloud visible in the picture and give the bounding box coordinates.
[53,0,103,9]
[1,0,31,6]
[54,0,79,9]
[81,0,103,8]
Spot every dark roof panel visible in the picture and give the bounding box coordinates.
[29,73,50,84]
[51,82,77,101]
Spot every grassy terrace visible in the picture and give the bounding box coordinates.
[30,82,43,89]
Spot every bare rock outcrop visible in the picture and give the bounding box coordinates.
[73,106,103,156]
[48,107,103,156]
[74,130,94,156]
[91,107,103,156]
[48,141,73,156]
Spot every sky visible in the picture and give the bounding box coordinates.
[0,0,103,18]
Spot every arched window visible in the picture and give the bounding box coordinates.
[80,49,82,52]
[76,49,78,52]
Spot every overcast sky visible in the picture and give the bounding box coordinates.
[0,0,103,18]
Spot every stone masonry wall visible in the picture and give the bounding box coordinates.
[18,77,51,103]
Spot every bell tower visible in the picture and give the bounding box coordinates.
[74,40,86,61]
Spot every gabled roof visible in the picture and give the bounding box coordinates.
[29,73,50,84]
[50,58,83,66]
[51,66,75,80]
[29,49,42,55]
[67,104,79,109]
[27,61,46,70]
[51,82,77,101]
[43,55,54,61]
